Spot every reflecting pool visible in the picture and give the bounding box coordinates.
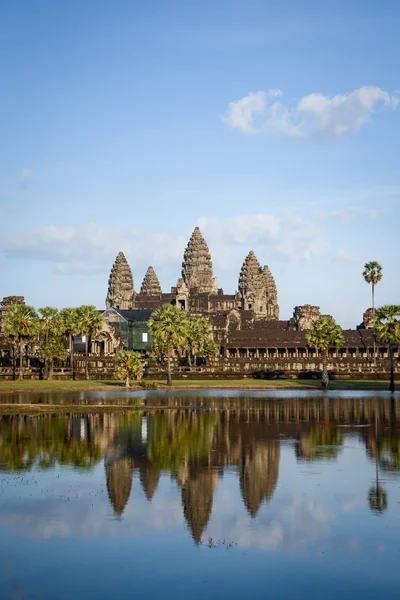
[1,392,400,599]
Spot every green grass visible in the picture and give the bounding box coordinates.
[0,377,397,394]
[0,379,131,393]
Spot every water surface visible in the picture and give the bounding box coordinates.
[0,392,399,599]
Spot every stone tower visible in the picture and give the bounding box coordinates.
[106,252,135,310]
[181,227,218,294]
[140,266,162,296]
[238,251,279,318]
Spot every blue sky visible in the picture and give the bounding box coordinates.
[0,0,399,327]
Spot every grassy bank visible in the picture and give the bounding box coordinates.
[0,378,397,394]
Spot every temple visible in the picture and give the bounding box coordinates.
[105,226,280,317]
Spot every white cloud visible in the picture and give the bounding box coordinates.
[198,212,329,263]
[334,248,358,263]
[225,86,398,138]
[1,223,187,276]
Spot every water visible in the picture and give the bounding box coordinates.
[0,392,399,599]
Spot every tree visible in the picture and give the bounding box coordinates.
[186,316,213,366]
[38,307,60,379]
[148,304,189,386]
[306,316,344,388]
[76,305,104,380]
[363,261,383,365]
[115,350,144,387]
[38,321,68,380]
[4,304,38,380]
[59,307,81,380]
[374,305,400,393]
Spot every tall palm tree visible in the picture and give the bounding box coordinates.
[59,307,81,380]
[148,303,189,385]
[187,316,213,366]
[363,261,383,365]
[76,305,104,380]
[4,304,38,380]
[38,307,59,380]
[374,304,400,393]
[306,316,344,388]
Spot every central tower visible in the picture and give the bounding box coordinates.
[181,226,218,294]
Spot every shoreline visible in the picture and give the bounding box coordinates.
[0,378,397,395]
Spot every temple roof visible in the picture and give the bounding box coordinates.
[140,266,162,296]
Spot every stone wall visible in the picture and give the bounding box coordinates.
[0,355,398,381]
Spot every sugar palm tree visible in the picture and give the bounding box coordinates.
[115,350,144,388]
[4,304,38,380]
[148,303,189,386]
[306,316,344,388]
[38,307,59,379]
[76,305,104,380]
[363,261,383,365]
[374,305,400,393]
[59,307,81,380]
[187,316,213,366]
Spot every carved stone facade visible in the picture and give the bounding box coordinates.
[140,267,162,296]
[181,226,218,295]
[105,227,279,318]
[291,305,321,331]
[361,308,375,329]
[238,251,279,318]
[106,252,135,310]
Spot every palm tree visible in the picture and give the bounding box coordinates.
[306,316,344,388]
[38,307,59,379]
[374,305,400,393]
[369,412,388,515]
[59,308,81,380]
[187,316,213,366]
[115,350,144,387]
[76,305,104,380]
[148,303,189,385]
[4,304,38,379]
[363,261,383,365]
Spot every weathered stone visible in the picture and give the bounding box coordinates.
[106,252,135,310]
[292,305,321,330]
[361,307,375,329]
[140,266,162,296]
[181,227,218,294]
[238,251,279,318]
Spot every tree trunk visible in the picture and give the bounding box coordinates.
[85,337,89,380]
[372,284,376,367]
[19,340,24,380]
[71,334,75,381]
[48,358,54,380]
[321,349,329,388]
[44,330,49,380]
[11,343,16,381]
[167,340,172,386]
[125,376,130,388]
[389,347,395,394]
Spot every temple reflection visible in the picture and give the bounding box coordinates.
[1,396,400,540]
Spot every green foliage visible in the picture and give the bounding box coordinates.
[76,305,103,337]
[115,350,144,387]
[306,316,344,352]
[363,261,383,287]
[187,316,214,364]
[4,304,38,344]
[374,305,400,345]
[149,304,189,385]
[149,304,189,352]
[306,317,344,388]
[38,307,68,379]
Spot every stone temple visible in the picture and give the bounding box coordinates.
[105,226,280,318]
